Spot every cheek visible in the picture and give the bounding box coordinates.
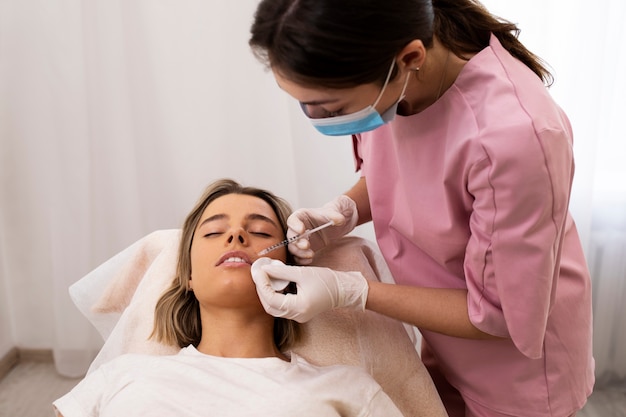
[190,247,208,274]
[189,244,219,285]
[190,236,217,260]
[266,246,288,264]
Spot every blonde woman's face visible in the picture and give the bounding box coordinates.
[189,193,287,311]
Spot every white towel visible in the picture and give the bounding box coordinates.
[70,231,447,417]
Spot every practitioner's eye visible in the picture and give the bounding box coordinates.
[301,102,344,119]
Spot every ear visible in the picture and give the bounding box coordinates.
[396,40,426,72]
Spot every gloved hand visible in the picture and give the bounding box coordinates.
[287,195,358,264]
[252,257,291,292]
[251,257,369,323]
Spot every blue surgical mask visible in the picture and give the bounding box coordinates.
[301,60,410,137]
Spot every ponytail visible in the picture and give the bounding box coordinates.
[250,0,553,87]
[433,0,553,86]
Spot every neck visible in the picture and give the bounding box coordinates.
[196,309,287,360]
[435,50,451,101]
[400,38,470,115]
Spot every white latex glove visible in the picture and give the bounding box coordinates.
[252,257,291,292]
[251,258,369,323]
[287,195,358,264]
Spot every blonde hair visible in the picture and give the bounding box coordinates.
[151,179,300,350]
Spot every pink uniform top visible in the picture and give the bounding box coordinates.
[353,35,594,416]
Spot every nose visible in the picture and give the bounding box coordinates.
[226,228,248,246]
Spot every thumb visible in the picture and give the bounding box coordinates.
[251,258,290,292]
[260,263,305,283]
[251,257,273,284]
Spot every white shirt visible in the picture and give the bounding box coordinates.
[54,345,403,417]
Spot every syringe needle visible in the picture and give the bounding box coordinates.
[257,220,335,256]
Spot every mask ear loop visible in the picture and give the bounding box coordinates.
[397,70,412,101]
[372,59,411,109]
[371,60,397,109]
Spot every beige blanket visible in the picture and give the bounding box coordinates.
[70,230,447,417]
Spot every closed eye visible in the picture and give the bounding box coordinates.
[250,232,273,237]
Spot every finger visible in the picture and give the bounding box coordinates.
[251,270,290,314]
[258,287,291,317]
[251,258,280,287]
[261,264,308,284]
[294,249,314,261]
[319,210,346,226]
[251,266,272,289]
[251,257,273,274]
[252,258,288,291]
[286,226,313,251]
[278,293,308,323]
[294,238,311,250]
[294,255,313,265]
[287,212,307,235]
[287,241,312,258]
[286,242,310,258]
[286,227,299,240]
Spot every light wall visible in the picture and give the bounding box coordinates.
[0,247,16,358]
[0,0,376,354]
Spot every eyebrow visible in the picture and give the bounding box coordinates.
[299,98,341,106]
[197,213,280,229]
[274,78,340,106]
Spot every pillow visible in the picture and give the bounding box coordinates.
[70,231,447,417]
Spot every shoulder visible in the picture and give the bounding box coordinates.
[454,35,568,136]
[288,354,402,416]
[290,353,382,389]
[92,350,185,376]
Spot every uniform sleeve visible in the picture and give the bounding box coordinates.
[53,365,109,417]
[465,123,574,359]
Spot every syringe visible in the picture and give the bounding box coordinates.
[257,220,334,256]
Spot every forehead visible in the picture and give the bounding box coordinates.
[273,70,332,101]
[202,193,278,221]
[272,69,372,104]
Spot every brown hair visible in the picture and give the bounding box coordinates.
[249,0,552,88]
[151,179,299,350]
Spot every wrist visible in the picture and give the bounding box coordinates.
[337,270,368,311]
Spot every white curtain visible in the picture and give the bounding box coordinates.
[1,0,624,386]
[0,0,360,377]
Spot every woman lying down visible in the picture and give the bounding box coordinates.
[53,179,403,417]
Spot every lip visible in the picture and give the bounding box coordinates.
[216,251,253,266]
